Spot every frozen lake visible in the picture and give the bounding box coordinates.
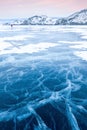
[0,25,87,130]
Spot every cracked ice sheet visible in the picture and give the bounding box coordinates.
[0,25,87,130]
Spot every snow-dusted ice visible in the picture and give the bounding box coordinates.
[0,25,87,130]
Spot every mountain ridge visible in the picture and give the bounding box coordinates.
[3,9,87,25]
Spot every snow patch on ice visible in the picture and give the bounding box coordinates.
[0,42,58,55]
[74,51,87,61]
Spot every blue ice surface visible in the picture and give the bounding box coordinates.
[0,25,87,130]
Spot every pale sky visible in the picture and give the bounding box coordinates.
[0,0,87,19]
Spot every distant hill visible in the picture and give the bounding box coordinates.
[2,9,87,25]
[22,15,57,25]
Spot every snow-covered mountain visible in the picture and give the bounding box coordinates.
[21,9,87,25]
[22,15,57,25]
[2,9,87,25]
[67,9,87,25]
